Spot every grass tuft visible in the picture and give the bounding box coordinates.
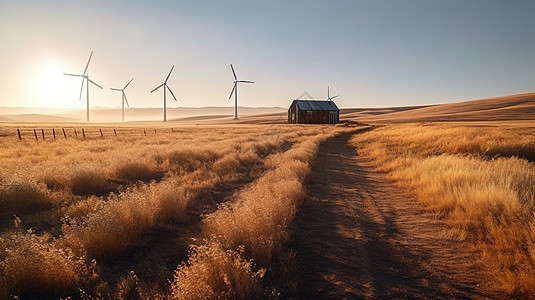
[0,229,95,299]
[113,162,163,183]
[70,169,114,196]
[170,240,265,300]
[0,178,50,213]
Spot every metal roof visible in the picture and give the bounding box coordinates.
[294,100,339,111]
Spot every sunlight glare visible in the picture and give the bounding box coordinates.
[30,58,69,107]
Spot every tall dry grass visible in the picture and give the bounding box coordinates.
[170,129,346,298]
[59,132,292,259]
[0,124,344,298]
[0,178,51,213]
[171,241,265,299]
[351,123,535,296]
[359,123,535,162]
[0,220,96,299]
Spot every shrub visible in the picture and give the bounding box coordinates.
[69,168,114,196]
[170,240,265,299]
[0,178,50,213]
[113,162,162,184]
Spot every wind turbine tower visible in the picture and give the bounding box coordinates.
[110,78,134,122]
[151,66,178,122]
[228,64,254,120]
[64,51,103,122]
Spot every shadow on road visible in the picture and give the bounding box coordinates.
[279,130,497,299]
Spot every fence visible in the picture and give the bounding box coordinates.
[14,127,180,142]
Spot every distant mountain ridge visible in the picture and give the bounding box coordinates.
[0,106,286,123]
[1,93,534,123]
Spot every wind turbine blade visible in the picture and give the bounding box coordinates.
[331,95,339,100]
[123,92,130,107]
[165,65,174,83]
[167,85,178,101]
[238,80,255,84]
[229,83,236,99]
[124,77,134,89]
[64,73,82,77]
[83,51,93,75]
[87,78,103,89]
[328,86,330,99]
[151,83,164,93]
[230,64,237,81]
[110,87,122,91]
[79,79,85,100]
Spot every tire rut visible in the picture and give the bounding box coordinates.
[284,131,500,299]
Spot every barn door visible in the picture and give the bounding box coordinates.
[329,111,337,124]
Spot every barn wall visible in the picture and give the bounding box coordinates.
[287,101,339,124]
[297,110,334,124]
[287,103,299,124]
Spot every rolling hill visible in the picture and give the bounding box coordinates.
[1,92,534,124]
[341,92,535,122]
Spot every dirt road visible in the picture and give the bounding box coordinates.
[285,130,499,298]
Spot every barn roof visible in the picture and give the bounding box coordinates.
[293,100,339,111]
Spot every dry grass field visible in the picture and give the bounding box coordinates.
[1,92,534,298]
[351,122,535,296]
[0,122,352,299]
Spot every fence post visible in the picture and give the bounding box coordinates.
[62,128,67,139]
[42,129,45,140]
[82,128,85,138]
[33,129,38,142]
[114,129,117,136]
[74,128,78,137]
[17,129,21,141]
[53,128,56,139]
[144,130,146,135]
[99,128,103,137]
[154,129,157,133]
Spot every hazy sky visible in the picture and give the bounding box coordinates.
[1,0,534,109]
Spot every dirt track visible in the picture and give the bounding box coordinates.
[286,130,500,298]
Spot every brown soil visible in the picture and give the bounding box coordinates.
[284,131,502,299]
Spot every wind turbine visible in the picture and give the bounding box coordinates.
[110,78,134,122]
[64,51,103,122]
[151,65,177,122]
[327,86,339,101]
[228,64,254,120]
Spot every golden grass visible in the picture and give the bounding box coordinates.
[171,241,265,299]
[0,178,51,213]
[351,122,535,296]
[0,223,96,298]
[0,123,348,298]
[170,130,345,298]
[112,162,163,184]
[61,187,157,258]
[69,168,115,196]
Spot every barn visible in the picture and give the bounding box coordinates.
[288,100,340,124]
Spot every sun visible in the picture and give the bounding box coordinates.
[30,58,69,107]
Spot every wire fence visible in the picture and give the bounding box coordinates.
[13,127,182,142]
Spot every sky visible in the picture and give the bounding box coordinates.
[1,0,535,109]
